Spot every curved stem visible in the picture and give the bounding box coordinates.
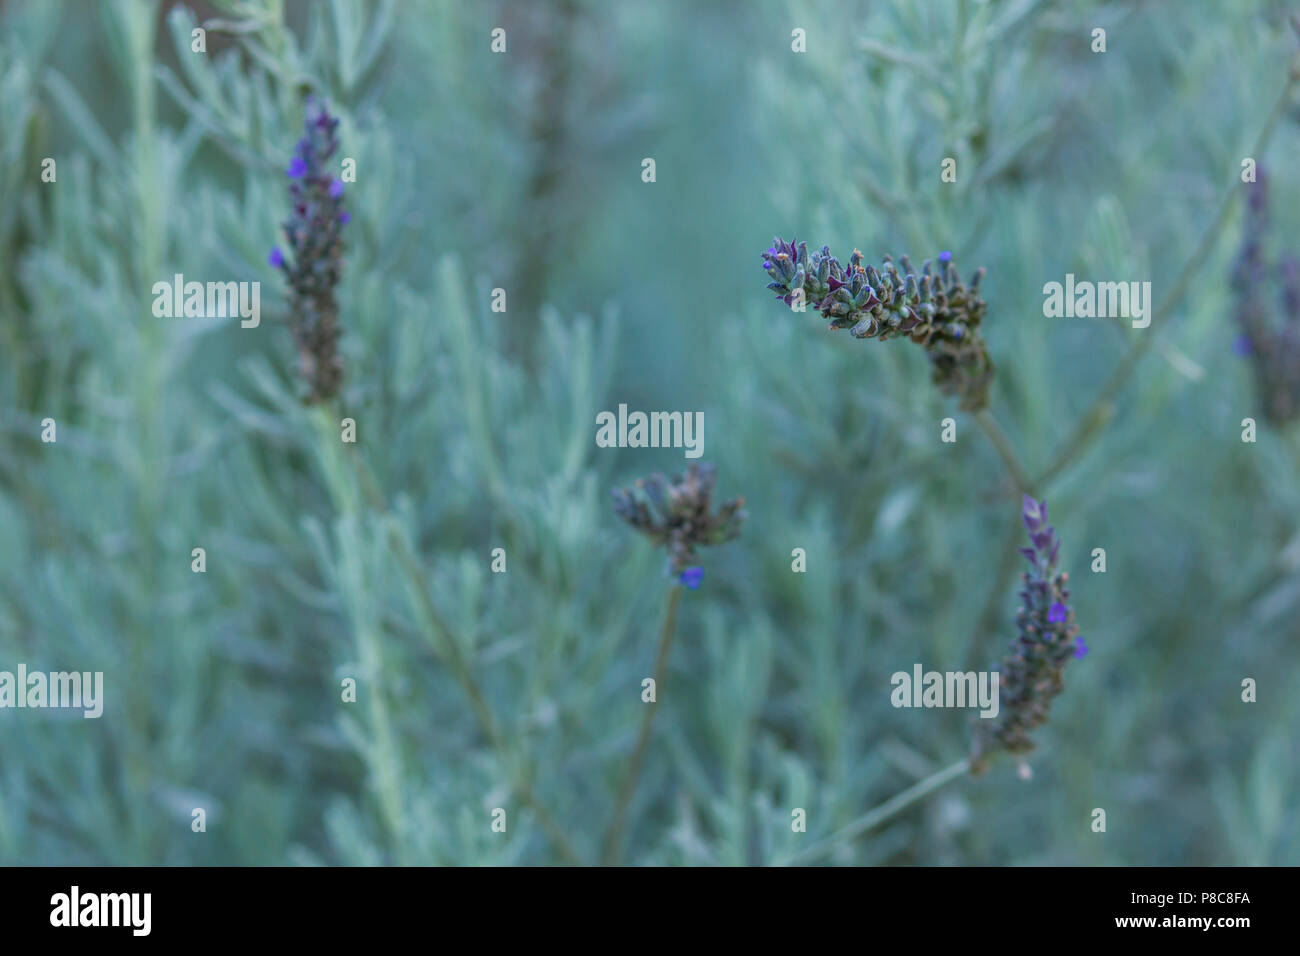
[778,759,972,866]
[602,584,684,865]
[974,409,1034,495]
[1036,71,1297,489]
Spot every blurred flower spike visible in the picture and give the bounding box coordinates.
[272,98,349,404]
[612,463,745,576]
[1231,168,1300,425]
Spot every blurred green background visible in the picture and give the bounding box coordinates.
[1,0,1298,865]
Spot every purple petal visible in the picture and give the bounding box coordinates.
[1022,495,1042,528]
[679,566,704,590]
[1048,602,1068,624]
[268,246,284,268]
[329,178,345,198]
[1073,637,1089,658]
[287,156,308,178]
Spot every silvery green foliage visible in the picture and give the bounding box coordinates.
[1,0,1299,868]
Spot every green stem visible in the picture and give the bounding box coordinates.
[1036,71,1297,489]
[778,759,971,866]
[962,514,1024,672]
[974,409,1034,495]
[309,410,408,860]
[602,584,683,865]
[340,434,584,865]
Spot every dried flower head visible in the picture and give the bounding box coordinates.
[1231,169,1300,425]
[971,495,1082,774]
[760,237,994,410]
[612,463,746,575]
[272,98,349,404]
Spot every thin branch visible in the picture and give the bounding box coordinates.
[974,409,1034,495]
[778,759,972,866]
[962,515,1025,672]
[602,584,684,865]
[1036,72,1298,489]
[858,37,951,89]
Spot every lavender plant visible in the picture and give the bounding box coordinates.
[782,494,1082,863]
[7,0,1300,871]
[605,462,745,863]
[759,8,1300,863]
[752,236,1086,853]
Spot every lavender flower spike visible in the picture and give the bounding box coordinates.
[612,462,746,575]
[1230,167,1300,424]
[971,495,1083,774]
[759,238,994,410]
[276,98,349,404]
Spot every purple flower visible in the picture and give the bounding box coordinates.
[680,566,704,589]
[329,178,345,199]
[276,99,347,404]
[1021,494,1044,526]
[1073,638,1089,659]
[338,211,351,225]
[938,250,952,262]
[973,494,1083,773]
